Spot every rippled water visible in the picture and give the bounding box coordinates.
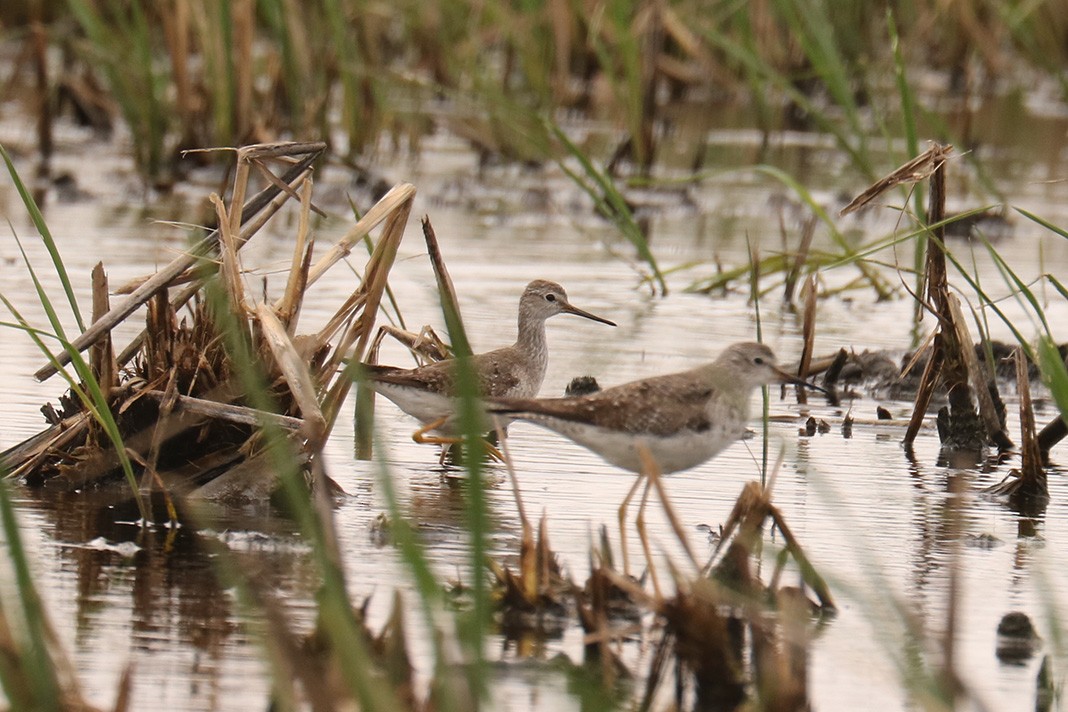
[2,97,1068,711]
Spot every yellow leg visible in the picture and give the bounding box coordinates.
[634,477,662,600]
[411,417,504,463]
[649,466,699,569]
[482,441,506,462]
[411,416,454,445]
[637,445,699,570]
[617,472,646,578]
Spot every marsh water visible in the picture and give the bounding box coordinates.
[3,89,1068,711]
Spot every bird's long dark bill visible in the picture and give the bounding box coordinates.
[773,366,828,394]
[561,303,616,326]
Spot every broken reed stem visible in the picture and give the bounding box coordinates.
[783,215,817,305]
[797,274,817,405]
[821,347,848,392]
[137,389,304,430]
[924,154,948,315]
[257,305,328,446]
[89,263,116,392]
[229,147,253,239]
[1015,348,1046,496]
[903,340,937,447]
[421,215,464,343]
[904,143,968,448]
[210,192,250,319]
[303,182,416,289]
[112,165,316,370]
[352,203,413,360]
[768,505,835,610]
[277,177,314,331]
[2,414,90,481]
[948,297,1012,450]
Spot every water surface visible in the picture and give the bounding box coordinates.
[2,98,1068,711]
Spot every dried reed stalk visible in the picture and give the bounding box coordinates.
[797,274,817,405]
[257,305,327,444]
[319,186,416,432]
[1013,347,1047,500]
[112,159,318,368]
[901,143,994,452]
[947,297,1011,449]
[89,263,116,392]
[277,178,315,331]
[421,215,463,337]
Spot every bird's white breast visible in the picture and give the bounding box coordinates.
[537,418,744,474]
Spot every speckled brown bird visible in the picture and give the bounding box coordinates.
[489,342,807,473]
[363,280,615,438]
[490,341,815,582]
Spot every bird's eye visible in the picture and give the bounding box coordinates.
[753,356,765,365]
[545,294,556,302]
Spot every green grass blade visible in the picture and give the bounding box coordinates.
[201,275,402,711]
[433,290,490,702]
[1015,207,1068,240]
[1047,275,1068,303]
[979,236,1051,336]
[751,164,894,299]
[2,228,149,520]
[1037,336,1068,425]
[931,234,1035,360]
[1,143,85,332]
[0,479,64,710]
[548,121,667,294]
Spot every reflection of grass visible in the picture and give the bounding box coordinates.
[0,479,65,710]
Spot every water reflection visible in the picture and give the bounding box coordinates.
[14,483,318,710]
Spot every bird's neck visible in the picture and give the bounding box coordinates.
[698,364,757,414]
[516,315,550,386]
[516,314,548,354]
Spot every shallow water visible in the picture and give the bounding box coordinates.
[2,93,1068,711]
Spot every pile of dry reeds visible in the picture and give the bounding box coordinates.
[2,141,416,512]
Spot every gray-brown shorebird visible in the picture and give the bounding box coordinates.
[363,280,615,443]
[489,341,813,580]
[490,342,805,474]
